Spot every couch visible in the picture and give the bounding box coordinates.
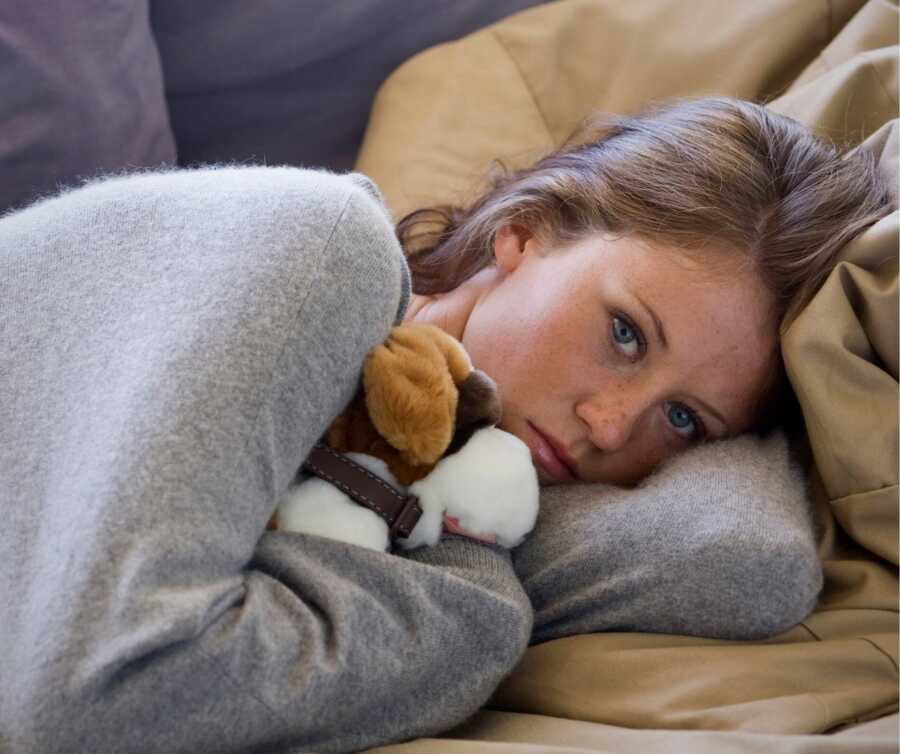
[1,1,896,752]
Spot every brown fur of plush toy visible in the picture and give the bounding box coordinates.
[270,323,501,529]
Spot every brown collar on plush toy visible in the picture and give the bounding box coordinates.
[302,443,423,539]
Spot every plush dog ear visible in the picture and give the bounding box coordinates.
[362,323,465,467]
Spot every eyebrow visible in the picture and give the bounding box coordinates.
[631,292,730,433]
[692,396,730,434]
[632,291,668,350]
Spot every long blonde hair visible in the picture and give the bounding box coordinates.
[397,97,893,324]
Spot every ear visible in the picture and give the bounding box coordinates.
[493,223,532,274]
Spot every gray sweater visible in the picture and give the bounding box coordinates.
[0,167,532,753]
[0,165,822,754]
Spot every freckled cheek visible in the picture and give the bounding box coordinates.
[601,434,673,485]
[480,330,560,418]
[583,387,669,440]
[467,334,525,377]
[463,332,531,409]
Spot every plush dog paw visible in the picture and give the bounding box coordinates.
[399,427,540,549]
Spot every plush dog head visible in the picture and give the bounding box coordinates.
[324,323,502,485]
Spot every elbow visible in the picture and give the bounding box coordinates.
[747,548,823,639]
[684,538,824,641]
[496,593,534,669]
[456,586,534,707]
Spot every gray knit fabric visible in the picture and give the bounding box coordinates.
[513,431,823,644]
[0,166,532,754]
[0,163,823,753]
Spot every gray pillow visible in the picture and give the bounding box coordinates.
[0,1,176,215]
[150,0,550,172]
[512,431,823,644]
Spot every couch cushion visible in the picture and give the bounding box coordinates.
[150,0,550,173]
[355,0,868,221]
[0,0,175,215]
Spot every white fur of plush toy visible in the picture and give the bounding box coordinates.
[275,427,540,551]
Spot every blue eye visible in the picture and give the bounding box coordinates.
[611,314,642,358]
[666,402,702,440]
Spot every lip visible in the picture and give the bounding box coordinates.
[527,422,577,482]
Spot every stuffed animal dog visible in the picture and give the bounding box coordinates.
[273,323,540,551]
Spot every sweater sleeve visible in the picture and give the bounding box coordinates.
[0,166,531,754]
[512,432,821,644]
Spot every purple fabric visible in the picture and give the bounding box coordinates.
[151,0,550,172]
[0,1,550,215]
[0,1,176,215]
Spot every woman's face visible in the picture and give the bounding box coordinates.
[404,225,779,487]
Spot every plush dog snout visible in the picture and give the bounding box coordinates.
[445,369,503,456]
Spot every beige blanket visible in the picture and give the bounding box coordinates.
[356,1,899,751]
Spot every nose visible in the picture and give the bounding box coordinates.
[575,392,643,453]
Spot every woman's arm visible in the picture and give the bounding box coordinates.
[0,166,531,753]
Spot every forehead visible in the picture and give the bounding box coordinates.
[568,233,772,314]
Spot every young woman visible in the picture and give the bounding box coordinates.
[1,97,890,754]
[398,96,892,488]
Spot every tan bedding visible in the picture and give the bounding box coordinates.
[355,1,899,751]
